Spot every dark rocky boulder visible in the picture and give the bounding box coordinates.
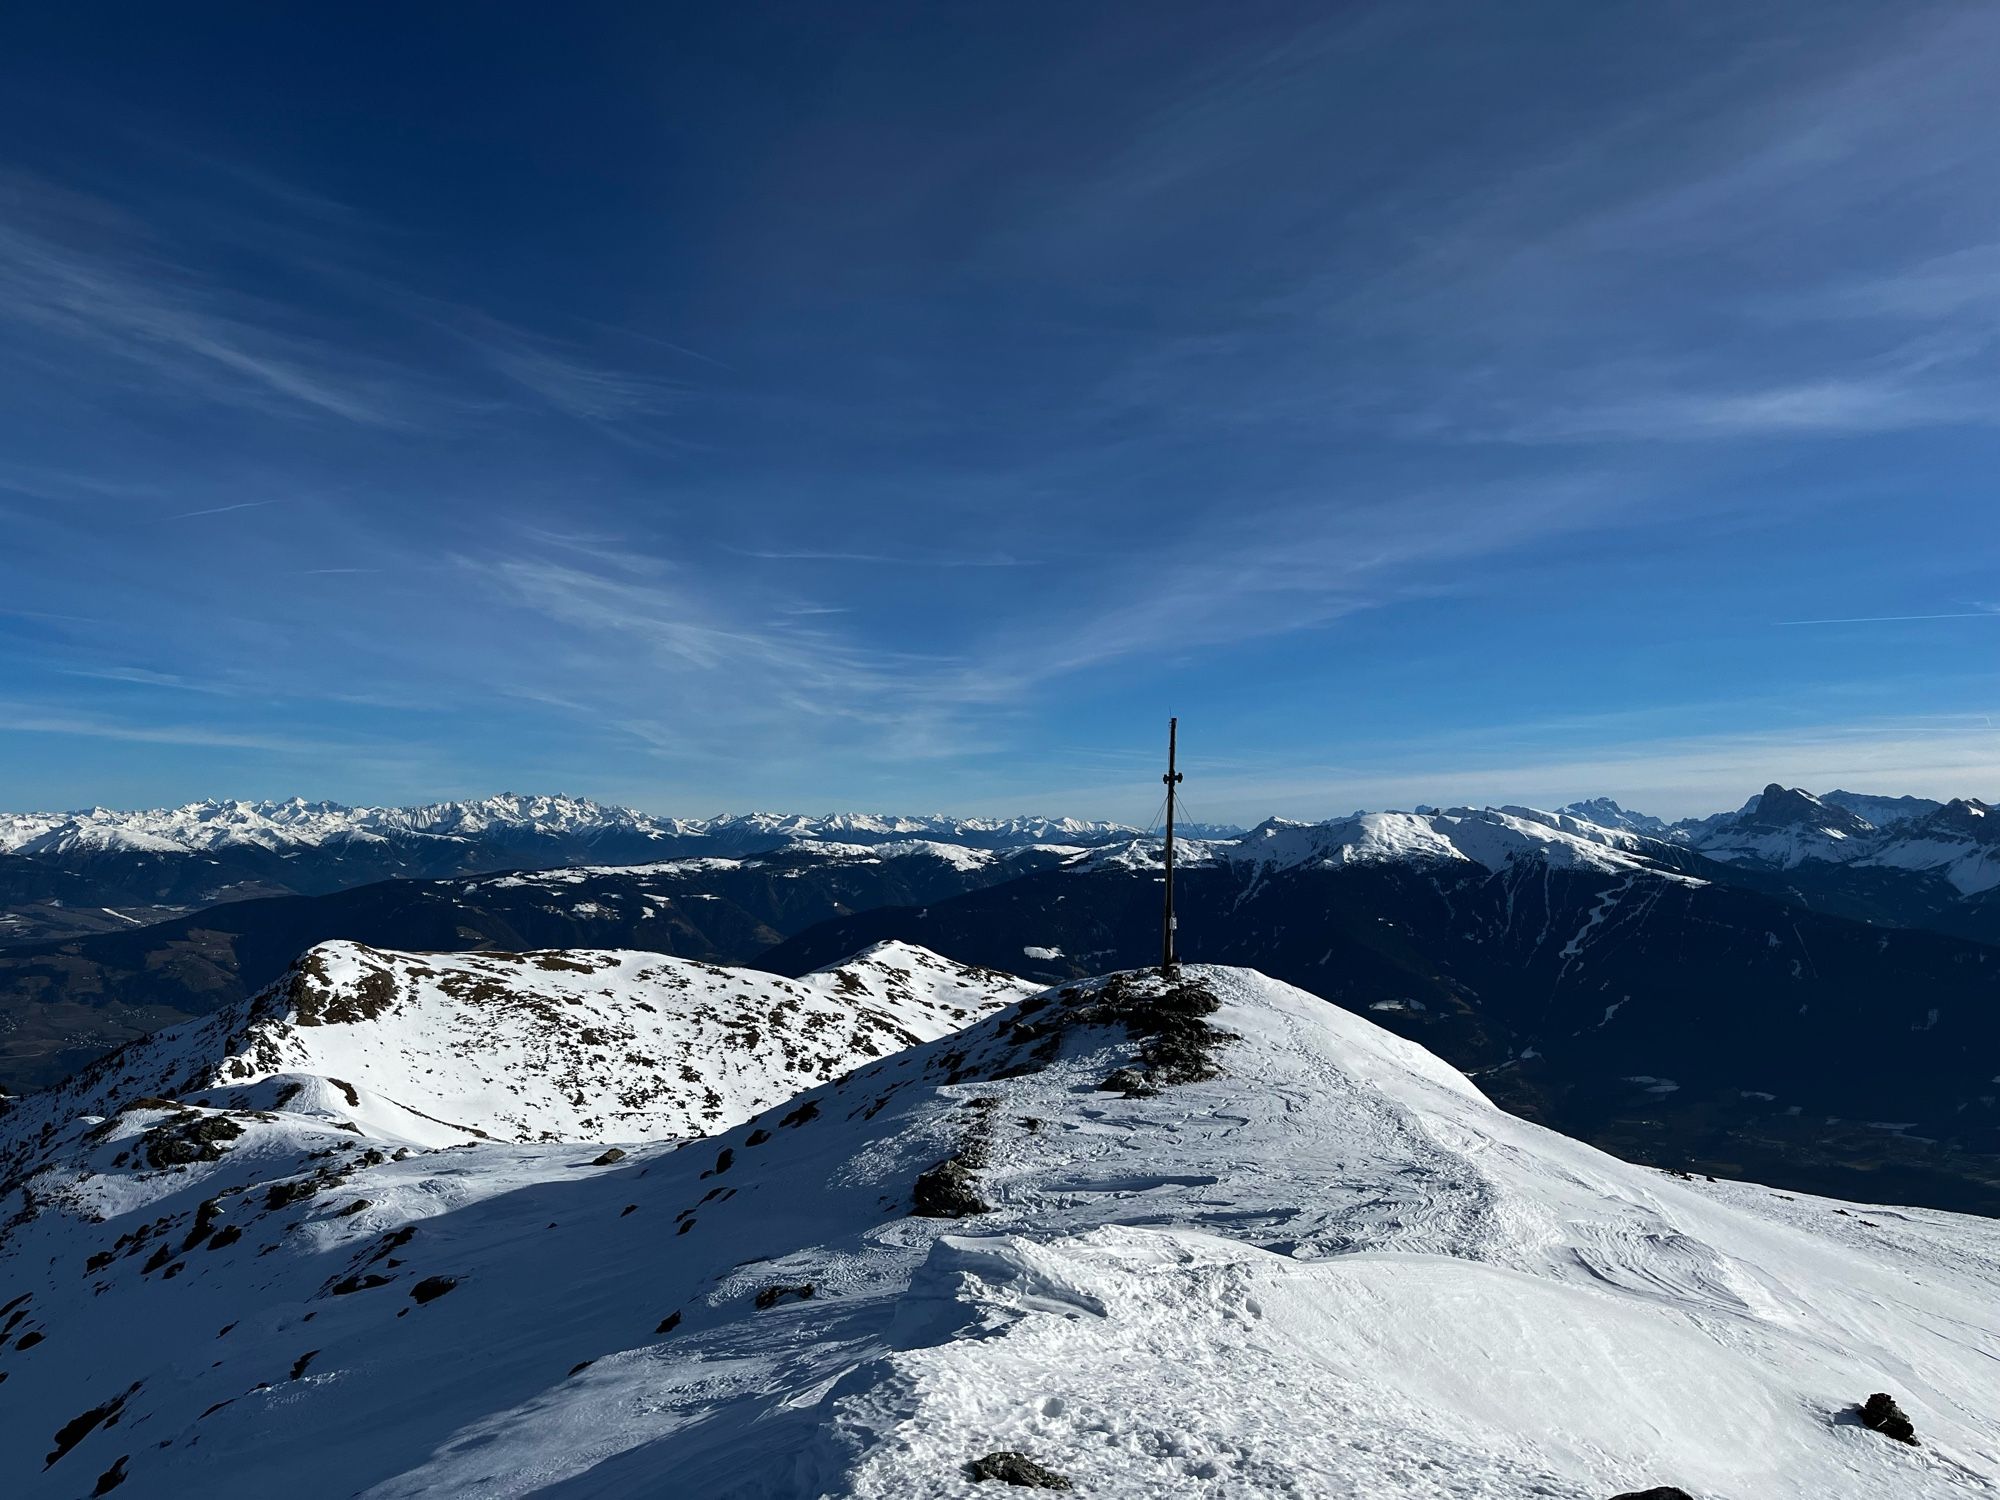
[912,1157,990,1218]
[1609,1488,1694,1500]
[1098,1066,1156,1097]
[966,1450,1072,1488]
[140,1112,244,1169]
[1859,1391,1918,1444]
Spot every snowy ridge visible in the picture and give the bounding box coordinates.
[0,940,1032,1172]
[695,812,1139,848]
[0,793,691,855]
[1082,806,1704,883]
[1821,790,1946,829]
[0,796,1145,856]
[1557,796,1673,835]
[465,837,1052,891]
[1682,785,2000,894]
[1686,785,1878,868]
[3,963,1996,1497]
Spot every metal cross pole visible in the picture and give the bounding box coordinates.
[1161,716,1183,971]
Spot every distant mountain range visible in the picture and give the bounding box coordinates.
[0,795,1241,947]
[0,794,1171,858]
[5,790,1999,1210]
[1635,784,2000,944]
[5,783,1998,1209]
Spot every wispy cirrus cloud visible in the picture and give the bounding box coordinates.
[448,466,1646,759]
[0,700,354,755]
[56,665,238,695]
[434,309,701,429]
[730,546,1039,568]
[1028,4,2000,450]
[457,549,971,749]
[0,170,692,437]
[0,174,423,425]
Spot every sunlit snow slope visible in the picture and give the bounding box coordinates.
[0,939,1030,1172]
[2,966,1996,1498]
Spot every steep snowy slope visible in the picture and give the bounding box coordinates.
[1689,784,1878,867]
[1853,798,2000,895]
[0,940,1031,1178]
[1822,790,1946,828]
[3,965,1995,1498]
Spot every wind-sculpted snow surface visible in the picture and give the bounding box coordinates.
[0,940,1032,1177]
[3,964,1997,1497]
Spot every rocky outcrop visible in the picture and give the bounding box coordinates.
[966,1451,1072,1488]
[912,1155,990,1218]
[1859,1391,1918,1444]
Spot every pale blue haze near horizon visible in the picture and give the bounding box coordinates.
[2,1,1997,825]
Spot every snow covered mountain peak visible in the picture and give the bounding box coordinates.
[1821,789,1946,827]
[4,960,1995,1497]
[0,796,1144,856]
[1061,806,1703,887]
[1748,782,1876,833]
[0,939,1033,1179]
[1226,805,1692,880]
[0,793,685,855]
[1688,783,1877,867]
[1556,795,1671,834]
[1676,785,2000,893]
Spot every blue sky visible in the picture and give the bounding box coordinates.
[2,1,1998,824]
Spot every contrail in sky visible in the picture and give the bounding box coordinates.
[167,498,280,520]
[1780,611,2000,625]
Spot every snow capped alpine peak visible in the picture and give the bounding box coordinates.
[0,793,684,856]
[1686,784,1880,869]
[0,798,1138,856]
[1673,785,2000,891]
[1924,796,1997,835]
[1231,811,1465,869]
[1220,806,1684,880]
[1555,796,1670,835]
[0,939,1033,1179]
[1841,796,2000,896]
[1061,807,1696,883]
[1821,789,1945,828]
[1745,783,1875,834]
[5,960,1996,1498]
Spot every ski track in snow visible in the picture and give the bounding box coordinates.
[1557,874,1634,980]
